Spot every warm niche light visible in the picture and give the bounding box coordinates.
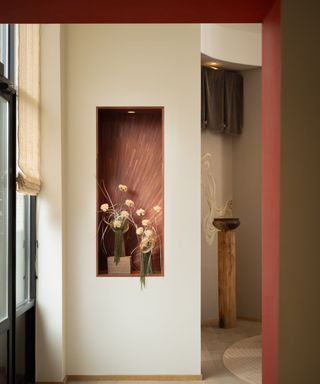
[96,107,164,277]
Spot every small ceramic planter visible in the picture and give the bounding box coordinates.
[107,255,131,274]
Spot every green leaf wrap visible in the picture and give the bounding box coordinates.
[140,250,152,288]
[114,229,124,265]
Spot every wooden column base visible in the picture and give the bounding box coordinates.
[218,230,236,328]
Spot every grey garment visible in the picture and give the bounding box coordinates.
[201,66,225,132]
[224,70,243,135]
[201,66,243,135]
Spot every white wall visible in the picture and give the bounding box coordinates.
[201,24,261,67]
[233,69,262,320]
[37,24,65,382]
[62,24,201,375]
[201,132,233,322]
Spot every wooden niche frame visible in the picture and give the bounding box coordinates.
[96,107,164,277]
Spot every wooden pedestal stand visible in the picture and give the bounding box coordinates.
[218,230,236,328]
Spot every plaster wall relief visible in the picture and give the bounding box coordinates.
[201,152,232,246]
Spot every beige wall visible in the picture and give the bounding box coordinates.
[38,22,264,378]
[201,69,262,322]
[201,131,233,322]
[201,24,262,66]
[233,69,262,320]
[200,25,262,323]
[37,24,65,381]
[63,24,201,375]
[279,0,320,382]
[38,23,201,379]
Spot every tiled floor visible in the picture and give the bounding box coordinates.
[68,320,261,384]
[201,320,261,383]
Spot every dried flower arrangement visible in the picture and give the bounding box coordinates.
[98,183,162,288]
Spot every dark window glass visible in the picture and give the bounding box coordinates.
[0,95,9,323]
[16,194,30,307]
[0,332,7,384]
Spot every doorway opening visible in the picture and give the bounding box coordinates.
[201,23,262,383]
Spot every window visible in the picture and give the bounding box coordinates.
[0,24,8,77]
[0,23,36,384]
[16,194,31,307]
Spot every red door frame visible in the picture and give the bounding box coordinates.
[1,1,281,383]
[261,2,280,383]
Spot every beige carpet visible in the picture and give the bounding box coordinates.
[223,335,262,384]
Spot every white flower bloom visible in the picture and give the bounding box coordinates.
[140,236,156,251]
[125,199,134,208]
[145,229,153,237]
[113,219,122,229]
[136,227,144,236]
[118,184,128,192]
[100,203,109,212]
[140,237,150,249]
[142,219,151,226]
[120,210,129,219]
[136,208,145,217]
[153,205,161,213]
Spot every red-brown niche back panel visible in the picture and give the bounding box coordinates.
[96,107,164,276]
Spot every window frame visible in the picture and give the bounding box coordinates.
[0,23,37,384]
[0,65,17,384]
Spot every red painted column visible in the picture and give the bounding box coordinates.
[262,1,281,383]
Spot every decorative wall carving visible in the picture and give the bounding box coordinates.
[201,152,232,245]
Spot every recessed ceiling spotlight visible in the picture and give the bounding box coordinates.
[204,61,221,70]
[127,110,136,114]
[207,61,221,70]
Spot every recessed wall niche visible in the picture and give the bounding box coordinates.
[96,107,164,277]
